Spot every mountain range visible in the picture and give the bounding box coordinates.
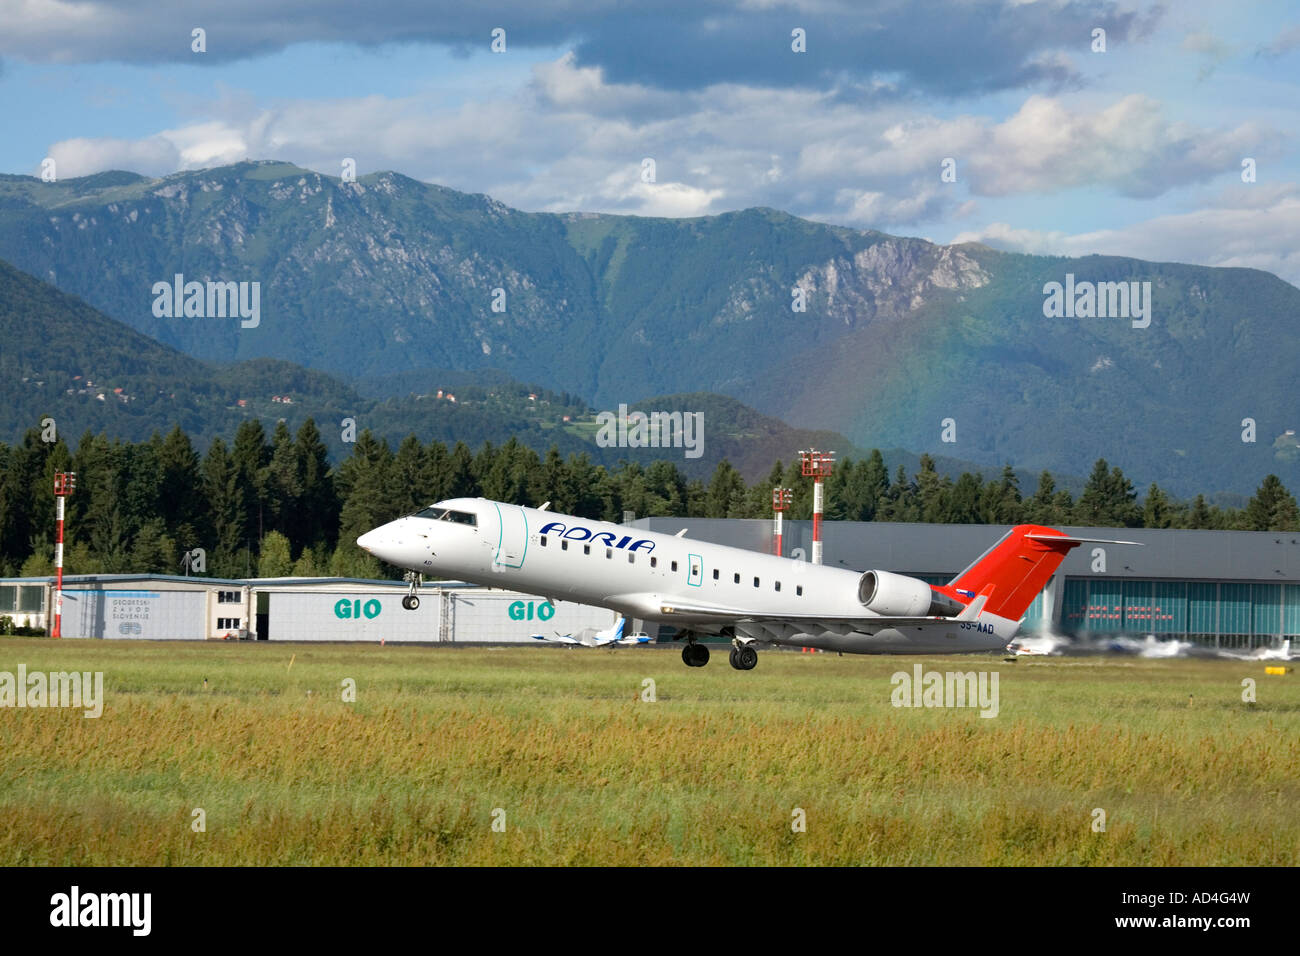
[0,160,1296,496]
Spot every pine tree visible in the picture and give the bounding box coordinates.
[7,426,57,568]
[131,518,177,575]
[265,421,302,541]
[294,419,337,550]
[859,450,889,521]
[1188,494,1212,529]
[1074,459,1112,525]
[947,473,982,524]
[231,420,271,545]
[705,460,747,518]
[1075,459,1140,527]
[882,465,918,522]
[566,453,604,519]
[202,438,246,577]
[1025,471,1056,524]
[528,445,573,514]
[644,460,685,517]
[335,431,397,577]
[388,434,429,517]
[824,457,853,521]
[292,545,320,577]
[445,441,476,499]
[258,530,294,578]
[1142,483,1174,528]
[1244,475,1300,531]
[987,465,1023,524]
[158,424,205,548]
[915,455,950,524]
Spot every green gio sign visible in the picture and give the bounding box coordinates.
[335,598,381,620]
[509,600,554,621]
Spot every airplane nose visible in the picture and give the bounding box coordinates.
[356,528,383,553]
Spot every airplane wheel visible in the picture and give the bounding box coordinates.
[402,596,420,611]
[694,644,709,666]
[736,646,758,670]
[682,643,709,667]
[728,648,742,670]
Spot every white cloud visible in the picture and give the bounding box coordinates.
[951,187,1300,287]
[47,135,180,177]
[971,94,1263,198]
[34,54,1290,244]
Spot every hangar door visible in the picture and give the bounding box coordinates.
[60,589,206,640]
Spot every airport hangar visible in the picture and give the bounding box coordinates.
[2,521,1297,649]
[0,576,616,643]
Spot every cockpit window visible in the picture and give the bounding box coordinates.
[412,506,476,526]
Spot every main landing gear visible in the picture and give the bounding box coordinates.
[401,572,422,611]
[729,644,758,671]
[681,642,710,667]
[676,634,758,670]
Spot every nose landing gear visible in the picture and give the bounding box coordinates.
[401,572,422,611]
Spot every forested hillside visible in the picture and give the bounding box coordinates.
[2,419,1295,584]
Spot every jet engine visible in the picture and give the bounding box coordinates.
[857,570,964,617]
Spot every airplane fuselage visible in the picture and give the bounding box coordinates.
[357,498,1019,655]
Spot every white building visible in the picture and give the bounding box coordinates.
[0,575,615,644]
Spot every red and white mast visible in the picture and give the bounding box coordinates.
[52,471,76,639]
[771,487,791,556]
[799,449,834,566]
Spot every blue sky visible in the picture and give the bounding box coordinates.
[2,0,1297,283]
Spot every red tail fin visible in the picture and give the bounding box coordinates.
[938,525,1080,621]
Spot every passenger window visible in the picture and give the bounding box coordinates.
[796,586,803,596]
[651,557,658,568]
[734,573,740,584]
[671,561,678,572]
[606,549,613,559]
[775,581,781,592]
[584,544,591,555]
[540,536,547,546]
[628,553,635,564]
[561,540,568,551]
[712,569,719,580]
[753,577,760,588]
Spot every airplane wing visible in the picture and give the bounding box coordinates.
[531,632,586,645]
[654,589,993,633]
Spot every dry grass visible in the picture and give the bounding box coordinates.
[0,639,1296,865]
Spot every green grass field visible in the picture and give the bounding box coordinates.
[0,638,1296,865]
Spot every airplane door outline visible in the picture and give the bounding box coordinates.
[687,553,703,587]
[493,502,528,568]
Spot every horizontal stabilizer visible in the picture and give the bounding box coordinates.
[1023,533,1142,546]
[955,585,993,621]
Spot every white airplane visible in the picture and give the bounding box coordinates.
[531,617,652,647]
[357,498,1138,670]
